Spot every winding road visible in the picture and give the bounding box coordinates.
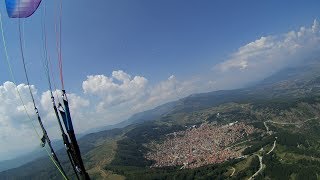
[245,117,318,179]
[264,121,269,132]
[229,118,317,178]
[266,117,318,126]
[230,167,236,177]
[248,154,263,180]
[267,137,277,155]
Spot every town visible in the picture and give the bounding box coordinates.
[146,122,257,169]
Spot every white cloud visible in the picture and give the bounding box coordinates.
[77,71,202,129]
[211,19,320,89]
[83,70,148,109]
[135,75,200,111]
[0,82,91,160]
[0,82,41,160]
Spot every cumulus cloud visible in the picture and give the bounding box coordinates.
[83,70,148,109]
[82,71,201,115]
[134,75,201,111]
[76,71,204,129]
[0,80,93,160]
[213,19,320,88]
[0,82,41,160]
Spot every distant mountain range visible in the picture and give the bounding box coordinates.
[0,139,67,172]
[85,59,320,134]
[0,149,44,173]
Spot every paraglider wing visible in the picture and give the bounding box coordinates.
[5,0,42,18]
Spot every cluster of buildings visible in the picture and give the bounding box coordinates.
[146,122,256,169]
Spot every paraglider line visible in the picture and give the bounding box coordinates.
[0,12,68,180]
[41,4,80,179]
[17,2,69,178]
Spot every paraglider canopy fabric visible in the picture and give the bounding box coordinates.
[5,0,42,18]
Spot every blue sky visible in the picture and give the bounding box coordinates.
[1,0,320,160]
[1,0,320,92]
